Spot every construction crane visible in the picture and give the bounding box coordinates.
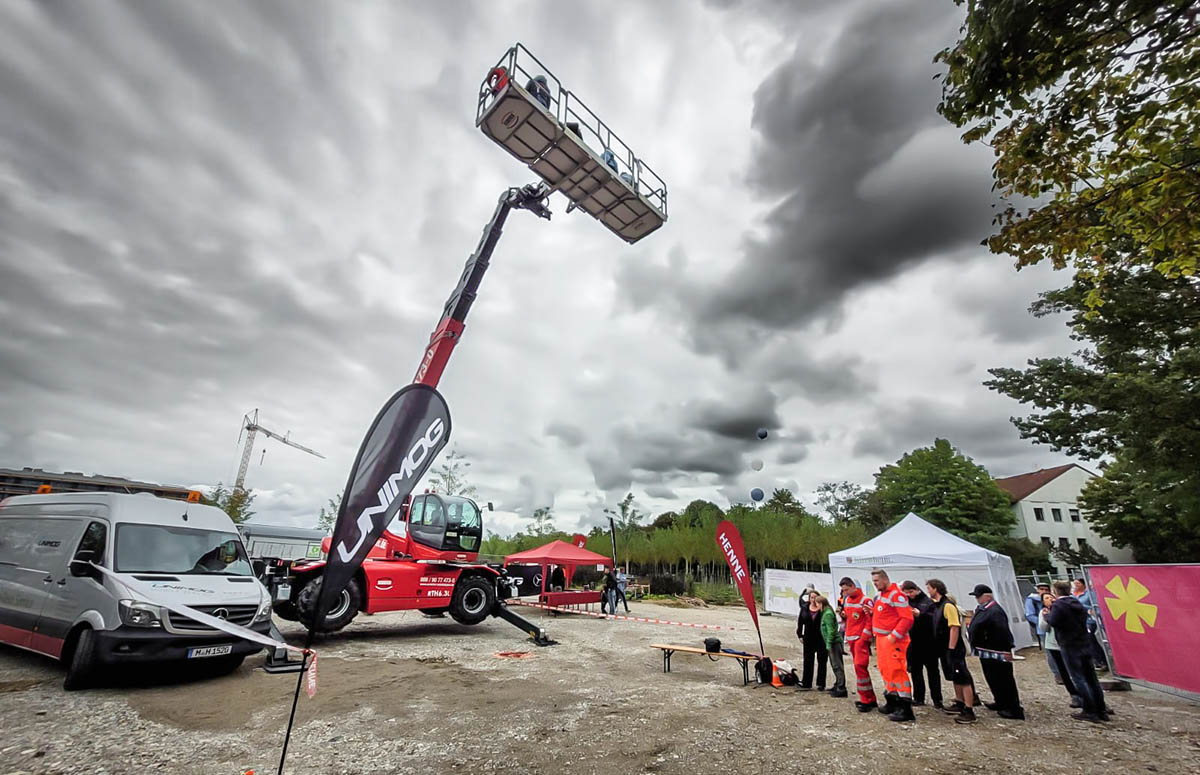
[234,409,324,493]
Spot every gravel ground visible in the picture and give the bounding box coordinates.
[1,601,1198,775]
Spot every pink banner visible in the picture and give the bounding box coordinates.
[1087,564,1200,695]
[716,520,760,635]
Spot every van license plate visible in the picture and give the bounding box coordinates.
[274,583,291,602]
[188,645,233,658]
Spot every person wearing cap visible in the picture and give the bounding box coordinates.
[967,584,1025,720]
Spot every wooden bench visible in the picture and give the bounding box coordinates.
[650,643,761,685]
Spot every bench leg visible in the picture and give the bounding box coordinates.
[663,649,673,673]
[742,659,750,685]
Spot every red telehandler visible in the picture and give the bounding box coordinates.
[258,43,666,649]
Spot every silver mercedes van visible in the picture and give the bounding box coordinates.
[0,492,273,689]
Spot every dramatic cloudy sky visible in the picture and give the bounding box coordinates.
[0,1,1081,535]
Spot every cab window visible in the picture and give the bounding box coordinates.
[75,521,108,566]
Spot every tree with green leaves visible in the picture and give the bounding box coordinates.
[204,482,256,524]
[872,439,1017,548]
[763,488,806,516]
[527,506,555,537]
[428,447,477,497]
[986,268,1200,561]
[605,492,646,569]
[317,492,342,531]
[937,1,1200,304]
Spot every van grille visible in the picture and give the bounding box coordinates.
[167,604,257,631]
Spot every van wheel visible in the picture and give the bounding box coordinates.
[63,628,96,691]
[449,576,495,625]
[297,576,361,633]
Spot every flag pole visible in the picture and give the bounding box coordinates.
[276,628,315,775]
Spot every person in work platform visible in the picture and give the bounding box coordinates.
[838,577,877,711]
[871,568,916,722]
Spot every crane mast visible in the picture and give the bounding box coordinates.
[234,409,325,493]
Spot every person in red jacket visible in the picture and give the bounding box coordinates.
[838,577,877,711]
[871,568,915,722]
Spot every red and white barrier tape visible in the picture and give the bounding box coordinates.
[510,599,744,630]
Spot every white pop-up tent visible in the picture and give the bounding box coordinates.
[828,512,1033,650]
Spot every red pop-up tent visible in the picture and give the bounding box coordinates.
[504,540,612,597]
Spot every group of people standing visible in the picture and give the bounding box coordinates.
[795,568,1108,725]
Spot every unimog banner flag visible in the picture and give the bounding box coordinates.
[316,384,452,629]
[716,520,760,636]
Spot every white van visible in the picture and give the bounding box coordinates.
[0,492,273,689]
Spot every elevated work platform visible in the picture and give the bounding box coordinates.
[476,43,667,245]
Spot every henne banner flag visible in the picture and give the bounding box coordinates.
[715,520,762,652]
[1088,563,1200,695]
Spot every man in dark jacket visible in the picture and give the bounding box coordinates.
[1047,580,1110,722]
[967,584,1025,720]
[901,580,943,708]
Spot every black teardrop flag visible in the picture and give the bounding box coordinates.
[315,384,451,629]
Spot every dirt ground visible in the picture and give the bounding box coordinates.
[1,601,1198,775]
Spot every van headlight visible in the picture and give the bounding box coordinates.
[252,596,273,624]
[119,600,162,628]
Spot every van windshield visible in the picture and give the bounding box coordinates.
[115,524,253,576]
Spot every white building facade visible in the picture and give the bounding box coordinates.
[995,464,1135,576]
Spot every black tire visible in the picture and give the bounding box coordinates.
[449,575,495,625]
[273,600,300,621]
[63,627,96,691]
[418,607,448,618]
[297,575,361,633]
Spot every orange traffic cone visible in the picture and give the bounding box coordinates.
[771,665,783,687]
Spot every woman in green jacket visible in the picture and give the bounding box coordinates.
[818,595,848,697]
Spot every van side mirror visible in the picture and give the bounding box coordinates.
[69,550,100,579]
[487,502,494,511]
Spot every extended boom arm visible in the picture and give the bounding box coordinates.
[413,182,552,388]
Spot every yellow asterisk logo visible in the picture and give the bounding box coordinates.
[1103,576,1158,634]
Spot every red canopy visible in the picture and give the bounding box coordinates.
[503,539,612,566]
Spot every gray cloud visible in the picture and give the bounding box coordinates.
[617,0,995,371]
[545,421,586,448]
[682,385,781,440]
[850,397,1049,474]
[643,484,678,500]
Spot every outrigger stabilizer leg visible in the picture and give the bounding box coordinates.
[492,600,556,646]
[263,620,305,674]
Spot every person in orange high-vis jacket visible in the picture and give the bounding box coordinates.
[837,577,877,712]
[871,568,915,722]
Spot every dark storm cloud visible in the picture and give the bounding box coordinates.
[681,385,781,440]
[711,0,992,325]
[644,484,678,500]
[850,397,1037,472]
[545,421,587,448]
[0,5,447,419]
[620,0,995,369]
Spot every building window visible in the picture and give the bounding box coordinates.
[1034,507,1045,522]
[1059,537,1070,550]
[1078,538,1089,550]
[1040,537,1052,549]
[1069,508,1081,522]
[1052,508,1063,522]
